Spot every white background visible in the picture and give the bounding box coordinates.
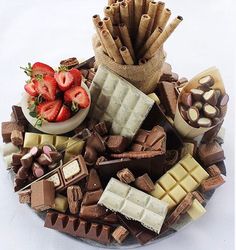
[0,0,235,250]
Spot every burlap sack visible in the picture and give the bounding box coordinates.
[92,35,166,94]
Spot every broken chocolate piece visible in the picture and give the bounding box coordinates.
[86,168,102,191]
[112,226,129,244]
[49,151,63,163]
[12,105,28,126]
[20,153,33,169]
[17,166,30,180]
[134,173,154,192]
[200,175,225,192]
[206,165,222,177]
[117,168,135,184]
[86,132,106,153]
[76,57,95,70]
[11,130,23,146]
[106,135,128,153]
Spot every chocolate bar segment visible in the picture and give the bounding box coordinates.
[1,121,24,143]
[12,105,28,126]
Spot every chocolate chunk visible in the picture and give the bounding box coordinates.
[82,189,103,205]
[198,141,225,166]
[117,168,135,184]
[190,89,204,101]
[84,146,98,166]
[60,57,79,69]
[32,162,45,178]
[20,152,33,169]
[198,75,214,87]
[12,152,25,166]
[80,204,107,220]
[17,166,30,180]
[94,121,109,135]
[158,81,177,118]
[86,169,102,191]
[14,178,27,192]
[37,153,52,165]
[106,135,128,153]
[11,130,23,146]
[76,57,95,70]
[12,105,28,126]
[181,92,192,107]
[67,186,83,214]
[206,164,222,177]
[112,226,129,244]
[200,175,225,192]
[1,121,24,143]
[86,132,106,153]
[134,173,155,192]
[18,189,31,204]
[197,117,212,128]
[49,151,63,163]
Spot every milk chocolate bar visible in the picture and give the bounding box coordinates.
[198,141,225,166]
[151,154,209,210]
[89,66,154,139]
[98,178,168,233]
[44,212,112,245]
[1,121,24,143]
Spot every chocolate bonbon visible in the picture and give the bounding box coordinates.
[98,178,168,233]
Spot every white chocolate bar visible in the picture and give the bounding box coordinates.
[98,178,168,233]
[151,154,209,210]
[89,66,154,139]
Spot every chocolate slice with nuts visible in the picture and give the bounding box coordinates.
[197,117,212,128]
[203,89,218,106]
[198,75,214,87]
[190,88,204,101]
[203,104,217,118]
[187,107,199,123]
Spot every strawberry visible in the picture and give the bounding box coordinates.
[37,100,62,122]
[64,86,90,109]
[54,71,74,91]
[55,105,71,122]
[21,62,55,77]
[69,68,82,86]
[35,75,57,101]
[24,79,38,96]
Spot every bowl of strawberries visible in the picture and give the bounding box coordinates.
[21,62,91,134]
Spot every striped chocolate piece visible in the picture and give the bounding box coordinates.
[98,178,168,233]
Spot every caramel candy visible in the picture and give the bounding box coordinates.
[18,189,31,204]
[206,165,222,177]
[112,226,129,244]
[106,135,128,153]
[67,186,83,214]
[190,89,204,101]
[198,75,214,87]
[11,130,23,146]
[187,107,199,123]
[200,175,225,192]
[117,168,135,184]
[135,173,155,192]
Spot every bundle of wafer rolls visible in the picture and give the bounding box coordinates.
[92,0,183,65]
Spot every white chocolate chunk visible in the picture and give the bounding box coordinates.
[47,173,61,188]
[187,199,206,220]
[62,160,80,180]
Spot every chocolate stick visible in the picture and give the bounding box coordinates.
[135,14,151,50]
[103,17,115,37]
[120,46,135,65]
[101,29,124,64]
[158,8,171,30]
[119,23,136,61]
[153,1,165,31]
[144,16,183,59]
[145,1,158,38]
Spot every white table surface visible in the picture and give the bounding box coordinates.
[0,0,235,250]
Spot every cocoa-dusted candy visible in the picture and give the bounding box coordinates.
[134,173,154,192]
[67,186,83,214]
[117,168,135,184]
[106,135,128,153]
[112,226,129,244]
[18,189,31,204]
[11,129,23,146]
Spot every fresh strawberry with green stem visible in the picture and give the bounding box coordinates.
[21,62,55,77]
[24,79,38,97]
[69,68,82,86]
[35,75,57,101]
[55,105,71,122]
[54,70,74,91]
[64,86,90,109]
[37,100,62,122]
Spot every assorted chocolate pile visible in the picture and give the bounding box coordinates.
[0,55,228,246]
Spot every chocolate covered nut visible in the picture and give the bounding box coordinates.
[135,173,155,192]
[200,175,225,192]
[84,146,98,166]
[67,186,83,214]
[198,141,225,166]
[203,89,218,106]
[193,101,203,110]
[117,168,135,184]
[31,180,55,211]
[197,117,212,128]
[37,153,52,165]
[17,166,29,180]
[94,121,109,136]
[29,146,42,157]
[32,162,45,178]
[187,107,199,123]
[203,104,217,118]
[60,57,79,69]
[181,93,192,107]
[1,121,24,143]
[11,130,23,146]
[190,89,204,101]
[106,136,128,153]
[20,152,33,168]
[18,189,31,204]
[206,165,222,177]
[49,151,63,163]
[112,226,129,244]
[198,75,214,87]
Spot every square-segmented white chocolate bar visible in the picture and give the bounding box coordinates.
[151,154,209,210]
[89,66,154,139]
[62,160,81,180]
[98,178,168,233]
